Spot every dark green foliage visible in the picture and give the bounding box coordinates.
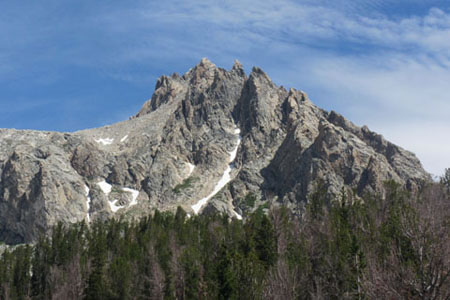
[12,245,31,299]
[257,201,270,210]
[244,193,257,207]
[245,209,277,269]
[173,177,197,194]
[307,179,328,219]
[0,184,448,299]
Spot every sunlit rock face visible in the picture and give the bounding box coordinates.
[0,59,430,244]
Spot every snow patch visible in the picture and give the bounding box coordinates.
[95,138,114,145]
[109,199,125,213]
[120,135,128,143]
[192,128,242,214]
[122,187,139,207]
[97,180,140,213]
[187,163,195,177]
[97,180,112,194]
[85,185,91,222]
[233,211,243,220]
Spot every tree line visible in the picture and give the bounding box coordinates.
[0,180,449,299]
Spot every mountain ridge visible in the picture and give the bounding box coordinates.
[0,58,430,244]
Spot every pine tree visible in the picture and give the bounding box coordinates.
[85,223,108,300]
[31,236,52,299]
[441,168,450,193]
[12,245,32,299]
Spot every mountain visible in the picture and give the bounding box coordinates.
[0,58,430,244]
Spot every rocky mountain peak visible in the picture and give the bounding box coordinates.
[199,57,216,68]
[184,57,218,86]
[231,59,245,76]
[0,59,430,244]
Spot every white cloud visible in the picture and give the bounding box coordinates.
[128,1,450,56]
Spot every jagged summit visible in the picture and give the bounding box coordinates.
[0,59,430,244]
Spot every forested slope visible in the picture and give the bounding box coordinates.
[0,181,448,299]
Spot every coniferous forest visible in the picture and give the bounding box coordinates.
[0,181,449,300]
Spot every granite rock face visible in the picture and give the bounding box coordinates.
[0,59,430,244]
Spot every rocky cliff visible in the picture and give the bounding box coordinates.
[0,59,430,244]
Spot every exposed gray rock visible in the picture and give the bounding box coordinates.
[0,59,430,244]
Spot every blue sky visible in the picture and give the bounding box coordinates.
[1,0,449,176]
